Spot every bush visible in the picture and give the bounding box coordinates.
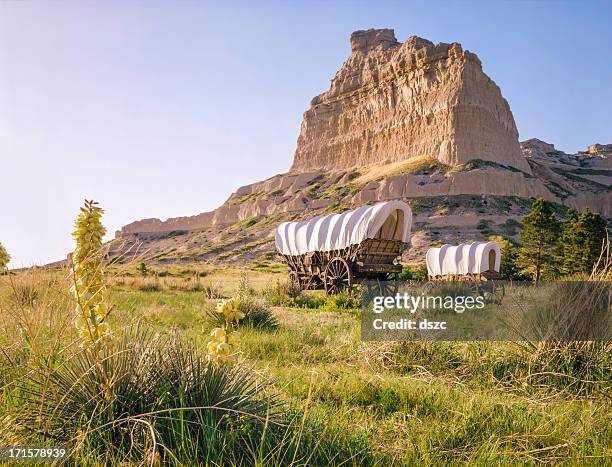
[265,279,303,307]
[136,261,148,276]
[324,289,361,312]
[397,266,413,281]
[294,292,327,309]
[397,264,428,281]
[244,217,258,228]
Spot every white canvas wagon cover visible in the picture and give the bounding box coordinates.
[275,201,412,256]
[426,241,501,277]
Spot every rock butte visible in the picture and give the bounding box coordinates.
[114,29,610,244]
[292,29,532,173]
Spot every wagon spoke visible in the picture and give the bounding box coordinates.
[324,257,353,295]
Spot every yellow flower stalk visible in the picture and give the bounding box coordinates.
[216,297,246,322]
[208,298,243,366]
[71,199,111,351]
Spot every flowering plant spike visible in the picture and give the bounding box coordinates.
[207,297,244,366]
[71,199,111,350]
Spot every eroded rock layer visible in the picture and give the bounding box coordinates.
[291,29,531,173]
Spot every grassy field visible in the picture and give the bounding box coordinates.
[0,264,610,465]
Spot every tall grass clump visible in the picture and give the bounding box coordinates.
[510,239,612,396]
[324,288,361,312]
[264,279,303,307]
[263,279,329,310]
[202,281,224,299]
[14,326,282,465]
[12,283,39,307]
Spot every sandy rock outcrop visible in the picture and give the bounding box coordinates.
[291,29,531,173]
[521,138,561,158]
[115,172,323,237]
[351,168,553,205]
[579,143,612,158]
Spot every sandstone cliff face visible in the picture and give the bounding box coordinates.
[291,29,531,173]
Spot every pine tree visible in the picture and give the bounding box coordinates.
[518,198,561,284]
[489,235,524,280]
[561,209,608,275]
[580,210,608,271]
[560,209,581,275]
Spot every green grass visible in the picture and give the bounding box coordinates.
[1,268,611,465]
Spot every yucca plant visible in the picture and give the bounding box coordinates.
[206,299,278,331]
[14,325,281,464]
[71,199,111,352]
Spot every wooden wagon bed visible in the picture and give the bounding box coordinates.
[282,238,405,294]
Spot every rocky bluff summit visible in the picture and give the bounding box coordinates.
[112,29,611,264]
[292,28,529,173]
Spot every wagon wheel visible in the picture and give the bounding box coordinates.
[307,273,323,291]
[324,257,353,295]
[422,281,436,296]
[364,278,396,298]
[288,271,301,289]
[376,275,398,297]
[469,280,483,297]
[483,280,505,304]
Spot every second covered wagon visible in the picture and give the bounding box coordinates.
[426,241,501,280]
[275,201,412,294]
[425,241,505,302]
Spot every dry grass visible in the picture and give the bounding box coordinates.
[352,156,445,185]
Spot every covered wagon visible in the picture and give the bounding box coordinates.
[275,201,412,294]
[426,241,504,301]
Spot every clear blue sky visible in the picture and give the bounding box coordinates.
[1,1,610,267]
